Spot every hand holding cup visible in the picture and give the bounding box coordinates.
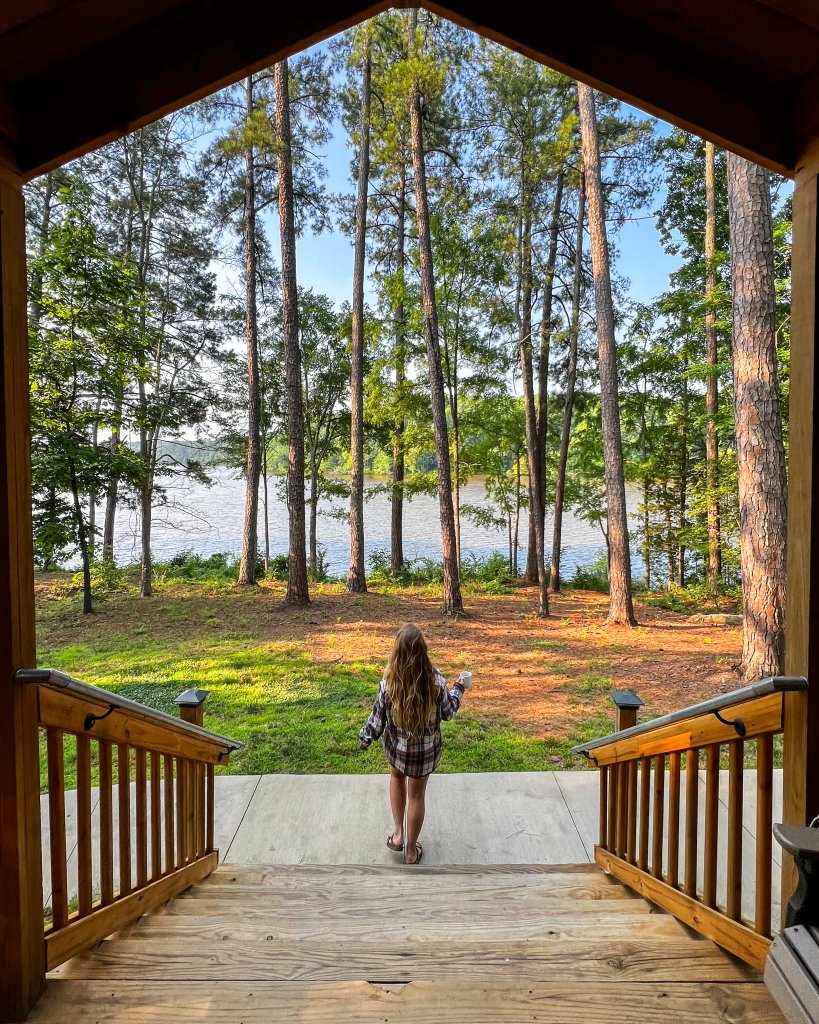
[458,670,472,690]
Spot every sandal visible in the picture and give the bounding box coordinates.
[386,833,403,852]
[404,842,423,865]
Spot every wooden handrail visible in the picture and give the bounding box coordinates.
[572,677,808,971]
[31,670,242,972]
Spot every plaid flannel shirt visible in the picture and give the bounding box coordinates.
[359,672,464,778]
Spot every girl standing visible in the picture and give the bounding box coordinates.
[359,622,470,864]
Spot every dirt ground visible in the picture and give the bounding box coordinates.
[36,576,742,740]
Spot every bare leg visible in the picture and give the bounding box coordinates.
[405,775,430,863]
[389,769,406,846]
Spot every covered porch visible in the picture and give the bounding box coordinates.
[3,2,819,1021]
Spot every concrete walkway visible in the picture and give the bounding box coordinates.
[42,770,784,926]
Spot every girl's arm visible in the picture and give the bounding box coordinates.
[439,674,464,721]
[359,682,387,749]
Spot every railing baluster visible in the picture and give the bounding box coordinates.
[667,750,681,888]
[626,759,638,864]
[638,756,650,871]
[684,747,699,897]
[98,738,114,906]
[118,743,131,896]
[206,763,215,854]
[194,762,203,858]
[135,747,148,888]
[164,753,174,874]
[186,757,196,861]
[176,757,185,867]
[652,754,665,879]
[727,739,744,921]
[150,751,161,881]
[703,743,719,908]
[76,733,93,917]
[46,728,68,930]
[755,733,773,936]
[599,764,609,850]
[616,762,628,858]
[607,762,617,852]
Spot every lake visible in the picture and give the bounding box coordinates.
[104,467,641,578]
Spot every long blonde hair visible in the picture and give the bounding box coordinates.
[385,623,438,735]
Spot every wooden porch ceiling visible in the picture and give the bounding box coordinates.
[1,0,818,179]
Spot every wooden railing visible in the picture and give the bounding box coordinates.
[18,668,242,972]
[573,676,808,971]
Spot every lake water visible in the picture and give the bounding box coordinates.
[104,467,640,578]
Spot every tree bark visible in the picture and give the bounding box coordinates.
[577,82,637,626]
[518,204,549,617]
[391,170,407,573]
[550,172,585,592]
[347,32,371,594]
[101,397,121,562]
[238,76,261,587]
[704,140,723,589]
[275,59,310,606]
[69,458,93,614]
[537,166,565,544]
[726,152,787,680]
[407,8,463,615]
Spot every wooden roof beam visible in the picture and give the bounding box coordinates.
[430,0,797,176]
[12,0,390,179]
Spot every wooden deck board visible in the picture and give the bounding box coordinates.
[54,937,758,983]
[28,980,785,1023]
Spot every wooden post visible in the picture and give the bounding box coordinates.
[610,689,644,732]
[0,167,45,1021]
[783,133,819,920]
[175,687,209,728]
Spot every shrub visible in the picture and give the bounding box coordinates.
[570,553,610,593]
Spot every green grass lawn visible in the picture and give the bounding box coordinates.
[37,605,598,789]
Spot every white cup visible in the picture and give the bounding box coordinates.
[459,671,472,689]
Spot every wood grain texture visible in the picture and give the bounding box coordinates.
[75,734,92,918]
[652,754,665,879]
[684,748,699,897]
[638,756,650,871]
[0,167,44,1021]
[727,740,744,920]
[45,852,217,971]
[46,728,68,930]
[98,739,113,905]
[116,744,131,897]
[150,752,160,881]
[596,848,772,970]
[55,937,757,984]
[755,733,773,936]
[589,692,783,765]
[704,744,720,908]
[135,748,147,889]
[668,751,681,889]
[38,686,229,764]
[26,979,784,1023]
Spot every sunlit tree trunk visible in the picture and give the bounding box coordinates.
[727,152,787,679]
[391,171,407,573]
[577,82,637,626]
[407,8,462,614]
[239,75,261,587]
[704,140,723,590]
[347,30,371,594]
[550,172,584,592]
[275,59,309,605]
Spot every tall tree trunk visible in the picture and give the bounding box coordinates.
[537,166,565,547]
[347,31,371,594]
[68,458,93,614]
[518,204,549,617]
[138,374,153,597]
[262,444,270,575]
[513,450,521,576]
[391,171,407,573]
[30,171,57,328]
[309,454,318,576]
[239,76,261,587]
[102,396,121,562]
[727,152,787,680]
[275,59,309,606]
[577,82,637,626]
[678,370,688,587]
[704,140,723,589]
[407,8,462,614]
[550,172,585,592]
[643,478,651,590]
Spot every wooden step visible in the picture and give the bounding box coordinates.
[28,979,785,1023]
[54,937,758,984]
[118,908,689,944]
